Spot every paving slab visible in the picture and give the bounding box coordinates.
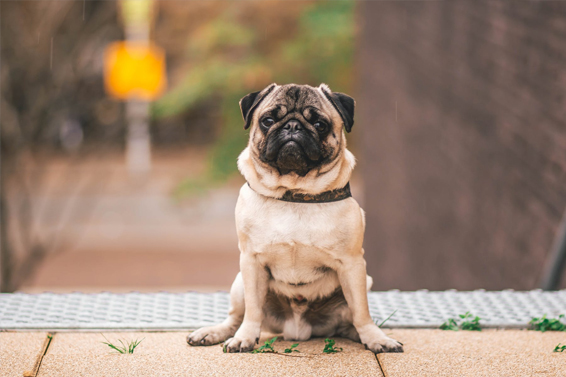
[378,330,566,377]
[0,332,49,377]
[38,332,382,377]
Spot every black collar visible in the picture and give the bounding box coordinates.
[248,182,352,203]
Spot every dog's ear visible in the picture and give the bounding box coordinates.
[319,84,355,133]
[239,84,277,130]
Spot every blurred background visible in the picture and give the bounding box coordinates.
[1,0,565,294]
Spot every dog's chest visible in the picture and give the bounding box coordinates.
[238,182,363,245]
[239,197,343,255]
[235,185,361,281]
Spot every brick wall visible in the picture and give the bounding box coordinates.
[358,1,566,290]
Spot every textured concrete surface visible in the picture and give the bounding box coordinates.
[5,330,566,376]
[0,332,48,377]
[37,332,382,377]
[378,330,566,377]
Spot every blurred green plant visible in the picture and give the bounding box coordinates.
[375,309,398,328]
[323,338,342,353]
[440,312,482,331]
[250,336,278,354]
[284,343,300,353]
[529,314,566,332]
[154,1,355,198]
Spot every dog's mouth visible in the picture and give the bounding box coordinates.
[281,139,302,149]
[275,141,309,173]
[262,133,322,175]
[278,140,306,158]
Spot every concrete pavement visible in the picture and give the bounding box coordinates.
[379,330,566,377]
[36,333,381,377]
[3,330,566,377]
[0,332,48,377]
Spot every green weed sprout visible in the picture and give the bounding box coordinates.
[323,338,343,353]
[440,312,481,331]
[251,336,278,354]
[529,314,566,332]
[440,318,459,331]
[284,343,300,353]
[375,309,398,328]
[101,335,143,354]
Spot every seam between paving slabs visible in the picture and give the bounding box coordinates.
[375,354,388,377]
[23,333,54,377]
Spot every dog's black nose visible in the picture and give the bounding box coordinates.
[283,120,302,132]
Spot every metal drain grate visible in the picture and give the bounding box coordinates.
[1,290,565,330]
[368,290,566,328]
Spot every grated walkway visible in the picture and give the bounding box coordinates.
[1,290,565,330]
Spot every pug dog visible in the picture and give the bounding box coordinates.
[187,83,403,354]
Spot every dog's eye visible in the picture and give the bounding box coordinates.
[261,118,275,128]
[314,122,327,133]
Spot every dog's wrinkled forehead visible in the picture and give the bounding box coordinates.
[260,85,328,119]
[240,83,354,132]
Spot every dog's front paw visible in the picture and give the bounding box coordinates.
[358,324,404,354]
[364,336,403,354]
[222,324,260,353]
[187,324,235,346]
[223,336,258,353]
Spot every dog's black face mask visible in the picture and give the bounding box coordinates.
[239,84,355,176]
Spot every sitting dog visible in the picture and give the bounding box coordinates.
[187,83,403,354]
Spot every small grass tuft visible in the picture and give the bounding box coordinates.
[529,314,566,332]
[375,309,398,328]
[251,336,278,354]
[284,343,300,353]
[101,335,143,354]
[440,312,481,331]
[323,338,343,353]
[553,343,566,352]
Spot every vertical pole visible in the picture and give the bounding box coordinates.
[120,0,153,176]
[0,192,13,292]
[540,208,566,290]
[126,100,151,175]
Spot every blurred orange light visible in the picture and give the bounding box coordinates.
[104,41,166,101]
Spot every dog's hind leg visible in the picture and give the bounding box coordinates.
[336,322,361,342]
[187,272,245,346]
[310,276,372,343]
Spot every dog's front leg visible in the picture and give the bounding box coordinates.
[223,251,268,353]
[337,254,403,354]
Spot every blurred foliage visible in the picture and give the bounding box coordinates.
[154,1,355,198]
[0,1,124,291]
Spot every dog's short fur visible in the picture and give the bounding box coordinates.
[187,84,403,353]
